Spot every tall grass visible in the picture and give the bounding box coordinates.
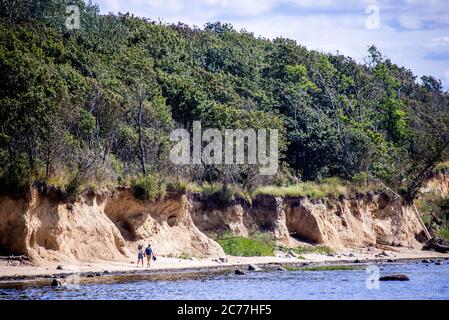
[437,222,449,241]
[253,177,375,199]
[216,232,275,256]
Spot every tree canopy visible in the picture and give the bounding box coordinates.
[1,1,448,202]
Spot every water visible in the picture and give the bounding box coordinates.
[1,261,448,300]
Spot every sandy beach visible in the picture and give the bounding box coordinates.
[1,247,448,284]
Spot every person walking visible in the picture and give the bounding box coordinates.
[145,244,154,268]
[137,244,144,267]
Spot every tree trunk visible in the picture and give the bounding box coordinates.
[137,101,146,175]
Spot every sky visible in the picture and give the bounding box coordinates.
[89,0,449,90]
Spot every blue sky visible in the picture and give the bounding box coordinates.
[90,0,449,90]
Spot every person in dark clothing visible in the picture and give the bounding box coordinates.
[144,244,154,268]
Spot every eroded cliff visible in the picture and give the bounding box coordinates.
[0,182,436,265]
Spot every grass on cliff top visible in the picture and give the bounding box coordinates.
[253,177,376,199]
[216,233,275,257]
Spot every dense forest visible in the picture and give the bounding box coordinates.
[1,0,449,203]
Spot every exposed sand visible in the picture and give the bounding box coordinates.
[1,247,448,283]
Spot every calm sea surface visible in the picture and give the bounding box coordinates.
[1,261,448,300]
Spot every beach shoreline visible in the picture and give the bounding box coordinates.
[1,247,448,285]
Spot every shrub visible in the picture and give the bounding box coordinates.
[437,222,449,241]
[217,233,275,256]
[132,175,166,201]
[201,184,251,207]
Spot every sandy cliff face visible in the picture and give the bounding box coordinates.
[0,186,223,265]
[191,195,291,245]
[0,186,128,264]
[284,194,422,249]
[0,182,431,264]
[422,170,449,196]
[192,194,423,250]
[103,189,224,257]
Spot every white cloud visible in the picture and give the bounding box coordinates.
[428,36,449,47]
[90,0,449,89]
[398,15,422,29]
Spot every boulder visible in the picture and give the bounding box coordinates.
[276,266,287,271]
[248,264,262,271]
[234,269,246,275]
[219,257,228,263]
[435,260,444,266]
[56,265,63,270]
[51,279,64,287]
[379,274,409,281]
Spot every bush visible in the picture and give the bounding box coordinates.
[253,177,377,199]
[166,181,188,193]
[200,184,251,207]
[437,222,449,241]
[217,233,275,256]
[132,175,166,201]
[440,198,449,219]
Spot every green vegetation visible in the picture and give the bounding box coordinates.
[416,193,449,240]
[0,1,448,204]
[278,245,333,256]
[178,252,192,260]
[200,184,252,207]
[132,175,166,201]
[254,177,375,199]
[437,223,449,241]
[216,233,275,256]
[291,246,334,255]
[284,265,363,271]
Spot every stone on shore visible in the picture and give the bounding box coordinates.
[379,274,409,281]
[235,269,246,275]
[248,264,262,271]
[276,266,287,271]
[56,265,63,270]
[51,279,64,287]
